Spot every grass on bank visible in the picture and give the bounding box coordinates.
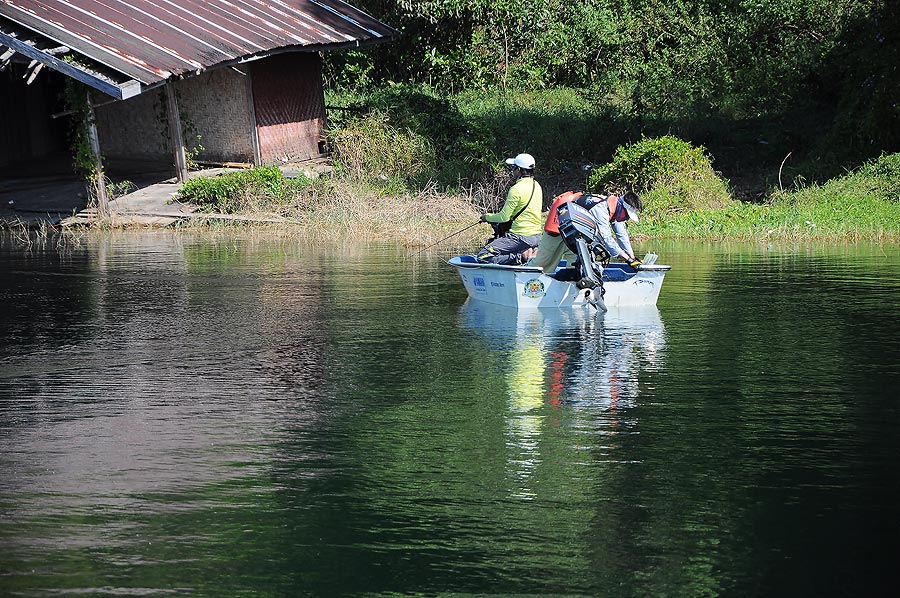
[175,166,485,245]
[170,83,900,245]
[171,149,900,245]
[631,152,900,242]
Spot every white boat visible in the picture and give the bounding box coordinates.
[449,199,672,310]
[449,256,671,309]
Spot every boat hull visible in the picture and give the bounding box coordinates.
[449,256,670,309]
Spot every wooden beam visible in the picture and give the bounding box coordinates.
[0,32,141,99]
[245,67,262,166]
[165,81,189,184]
[25,61,43,84]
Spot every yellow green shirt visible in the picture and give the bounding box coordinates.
[485,177,544,236]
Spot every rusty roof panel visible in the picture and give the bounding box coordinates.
[0,0,397,85]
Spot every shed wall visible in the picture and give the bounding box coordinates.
[94,55,326,167]
[178,67,255,163]
[95,68,256,165]
[252,53,326,164]
[94,89,168,162]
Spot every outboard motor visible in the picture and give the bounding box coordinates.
[556,200,611,311]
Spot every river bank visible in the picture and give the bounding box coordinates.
[3,153,898,247]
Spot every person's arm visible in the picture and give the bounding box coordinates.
[611,220,635,260]
[594,218,629,259]
[485,181,525,223]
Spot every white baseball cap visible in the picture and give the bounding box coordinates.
[505,153,535,169]
[623,201,640,223]
[622,191,641,223]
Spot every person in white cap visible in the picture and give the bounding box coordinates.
[529,189,644,273]
[475,153,544,265]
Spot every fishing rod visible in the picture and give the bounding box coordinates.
[417,220,482,253]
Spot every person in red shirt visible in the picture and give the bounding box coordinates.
[529,190,643,273]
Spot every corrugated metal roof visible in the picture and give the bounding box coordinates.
[0,0,397,86]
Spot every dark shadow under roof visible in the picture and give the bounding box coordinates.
[0,0,397,98]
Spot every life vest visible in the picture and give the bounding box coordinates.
[544,191,583,235]
[607,194,621,220]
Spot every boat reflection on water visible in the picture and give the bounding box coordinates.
[458,300,667,407]
[458,300,667,499]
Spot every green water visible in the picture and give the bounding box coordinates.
[1,233,898,597]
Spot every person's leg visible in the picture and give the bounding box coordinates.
[520,234,541,262]
[529,233,566,273]
[475,235,529,264]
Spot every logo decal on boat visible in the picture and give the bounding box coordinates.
[474,277,486,287]
[523,278,546,298]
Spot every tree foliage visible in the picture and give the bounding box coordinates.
[330,0,898,160]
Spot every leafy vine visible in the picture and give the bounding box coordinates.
[153,87,204,170]
[61,74,99,181]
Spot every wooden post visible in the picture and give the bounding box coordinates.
[245,67,262,166]
[165,81,188,183]
[84,90,109,214]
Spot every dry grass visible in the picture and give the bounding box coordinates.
[329,111,434,181]
[1,218,86,253]
[290,180,485,247]
[165,173,508,251]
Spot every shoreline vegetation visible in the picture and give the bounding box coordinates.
[5,88,899,247]
[7,2,899,248]
[163,88,900,246]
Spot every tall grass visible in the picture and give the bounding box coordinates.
[326,85,499,191]
[329,110,434,190]
[1,219,85,252]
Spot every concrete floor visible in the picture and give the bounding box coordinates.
[0,158,331,228]
[0,156,178,226]
[0,175,90,223]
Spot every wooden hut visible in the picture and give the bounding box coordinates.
[0,0,396,205]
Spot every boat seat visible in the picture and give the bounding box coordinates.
[549,263,637,282]
[602,264,638,282]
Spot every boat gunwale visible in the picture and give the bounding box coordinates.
[447,256,672,273]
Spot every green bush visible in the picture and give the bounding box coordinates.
[855,153,900,201]
[588,136,733,220]
[177,166,310,214]
[589,136,707,189]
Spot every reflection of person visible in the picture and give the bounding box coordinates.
[529,190,644,273]
[502,318,547,499]
[458,302,665,499]
[476,153,543,265]
[564,306,666,410]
